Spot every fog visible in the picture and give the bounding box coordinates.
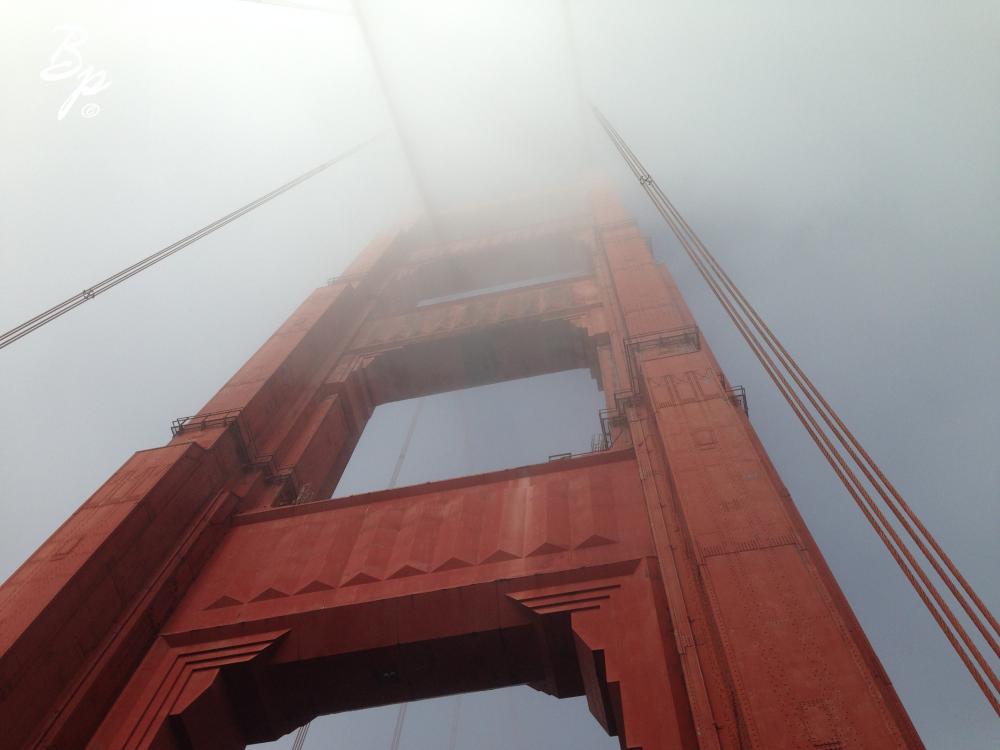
[1,1,997,747]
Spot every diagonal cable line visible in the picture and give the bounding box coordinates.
[593,105,1000,714]
[596,109,1000,655]
[596,106,1000,709]
[290,720,310,750]
[388,703,408,750]
[595,108,1000,656]
[0,134,382,351]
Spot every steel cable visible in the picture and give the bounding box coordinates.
[290,721,310,750]
[388,703,408,750]
[0,135,382,351]
[593,106,1000,713]
[599,113,1000,662]
[614,119,1000,660]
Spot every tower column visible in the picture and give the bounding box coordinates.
[0,194,923,749]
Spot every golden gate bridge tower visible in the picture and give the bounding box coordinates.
[0,184,928,749]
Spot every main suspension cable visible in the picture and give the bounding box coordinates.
[664,172,1000,660]
[0,134,382,351]
[596,111,1000,660]
[593,106,1000,713]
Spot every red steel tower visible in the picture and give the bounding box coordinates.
[0,189,923,749]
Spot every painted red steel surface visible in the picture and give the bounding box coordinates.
[0,192,924,749]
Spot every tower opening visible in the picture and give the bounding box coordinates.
[247,686,619,750]
[332,368,604,498]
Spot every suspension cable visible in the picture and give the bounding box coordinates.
[604,117,1000,658]
[388,703,408,750]
[447,695,462,750]
[593,106,1000,714]
[596,111,1000,664]
[389,397,426,488]
[289,393,424,747]
[0,135,382,352]
[290,721,310,750]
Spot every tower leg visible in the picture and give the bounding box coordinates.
[511,560,701,750]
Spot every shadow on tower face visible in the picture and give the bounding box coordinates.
[156,558,682,750]
[359,317,603,406]
[227,617,579,745]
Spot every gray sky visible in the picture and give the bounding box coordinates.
[1,1,998,748]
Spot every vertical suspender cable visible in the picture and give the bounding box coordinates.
[388,703,408,750]
[352,0,443,239]
[447,695,462,750]
[376,400,424,749]
[593,106,1000,714]
[389,397,426,489]
[288,397,424,749]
